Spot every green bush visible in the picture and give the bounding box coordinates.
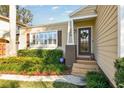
[115,58,124,87]
[86,71,111,88]
[0,57,66,75]
[18,49,63,64]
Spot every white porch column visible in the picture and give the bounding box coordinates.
[9,5,17,56]
[66,19,76,67]
[67,19,74,45]
[71,19,74,44]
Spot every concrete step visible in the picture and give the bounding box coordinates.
[77,56,91,59]
[76,60,97,65]
[71,68,98,77]
[71,72,86,77]
[71,68,98,76]
[73,63,99,69]
[71,59,99,76]
[72,67,98,73]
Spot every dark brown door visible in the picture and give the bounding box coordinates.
[78,27,91,55]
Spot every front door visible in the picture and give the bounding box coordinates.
[78,27,91,55]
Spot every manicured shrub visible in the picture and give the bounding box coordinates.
[17,49,43,57]
[115,57,124,87]
[0,57,43,74]
[18,49,63,64]
[0,49,65,75]
[86,71,111,88]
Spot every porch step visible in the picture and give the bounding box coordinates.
[71,72,86,77]
[71,69,97,77]
[71,59,99,76]
[77,56,91,60]
[73,63,99,69]
[76,60,97,65]
[77,54,95,60]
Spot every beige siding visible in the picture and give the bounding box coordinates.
[94,5,118,87]
[70,6,96,18]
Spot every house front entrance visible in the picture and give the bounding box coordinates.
[78,27,91,55]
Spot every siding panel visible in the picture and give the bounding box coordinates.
[95,5,118,87]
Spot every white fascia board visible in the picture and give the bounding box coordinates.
[69,5,88,17]
[70,14,97,20]
[120,5,124,57]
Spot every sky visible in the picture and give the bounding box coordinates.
[20,5,82,26]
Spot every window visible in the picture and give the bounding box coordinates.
[32,34,36,44]
[30,31,57,48]
[30,33,37,45]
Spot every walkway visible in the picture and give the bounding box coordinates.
[0,74,86,86]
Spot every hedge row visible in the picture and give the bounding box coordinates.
[0,57,66,75]
[115,58,124,87]
[17,49,63,64]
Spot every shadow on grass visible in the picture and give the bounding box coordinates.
[52,79,80,88]
[0,80,19,88]
[53,81,79,88]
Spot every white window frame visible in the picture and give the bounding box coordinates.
[30,30,58,49]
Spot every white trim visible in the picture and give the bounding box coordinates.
[71,14,97,20]
[69,5,88,17]
[29,30,58,34]
[117,5,121,57]
[67,19,75,45]
[71,19,74,44]
[29,21,68,28]
[29,30,58,49]
[120,5,124,57]
[76,26,93,57]
[67,20,71,45]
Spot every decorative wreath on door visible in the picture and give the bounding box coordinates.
[80,31,88,39]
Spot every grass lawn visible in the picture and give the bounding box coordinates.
[0,79,79,88]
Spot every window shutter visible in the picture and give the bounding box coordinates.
[57,30,62,47]
[27,33,30,48]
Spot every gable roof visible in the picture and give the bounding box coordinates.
[29,21,68,28]
[69,5,97,18]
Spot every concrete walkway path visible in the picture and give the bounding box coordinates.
[0,74,86,86]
